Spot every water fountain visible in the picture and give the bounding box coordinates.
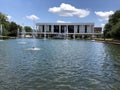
[64,26,68,40]
[43,25,46,40]
[17,26,27,44]
[0,24,4,41]
[26,24,40,51]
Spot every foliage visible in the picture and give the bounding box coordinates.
[0,12,33,37]
[0,12,8,23]
[104,23,112,38]
[8,22,18,36]
[110,21,120,39]
[0,12,9,36]
[109,10,120,25]
[104,10,120,39]
[24,26,32,32]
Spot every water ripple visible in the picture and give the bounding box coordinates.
[0,39,120,90]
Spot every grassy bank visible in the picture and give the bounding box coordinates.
[0,36,10,39]
[95,38,120,45]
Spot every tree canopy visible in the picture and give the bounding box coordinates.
[24,26,32,32]
[0,12,33,37]
[104,10,120,39]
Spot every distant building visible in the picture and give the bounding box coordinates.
[94,27,102,33]
[19,23,102,39]
[93,27,102,38]
[36,23,102,39]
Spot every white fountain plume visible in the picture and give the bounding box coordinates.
[0,24,2,36]
[18,25,27,44]
[43,25,47,40]
[0,24,4,41]
[26,19,40,51]
[17,28,20,38]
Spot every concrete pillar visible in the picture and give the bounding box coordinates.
[46,25,50,32]
[91,25,94,33]
[82,25,85,33]
[59,25,61,34]
[44,25,46,39]
[74,25,77,33]
[86,25,91,33]
[74,25,77,39]
[51,25,54,34]
[80,25,83,33]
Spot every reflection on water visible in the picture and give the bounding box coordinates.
[0,39,120,90]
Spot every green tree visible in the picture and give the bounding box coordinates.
[8,22,18,36]
[109,10,120,25]
[0,12,8,23]
[2,21,10,36]
[104,10,120,39]
[110,21,120,39]
[0,12,28,37]
[104,23,112,38]
[24,26,32,32]
[0,12,9,36]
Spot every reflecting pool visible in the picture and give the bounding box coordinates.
[0,39,120,90]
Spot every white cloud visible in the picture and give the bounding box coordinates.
[6,15,12,20]
[95,11,114,21]
[57,20,71,23]
[49,3,90,18]
[26,15,39,20]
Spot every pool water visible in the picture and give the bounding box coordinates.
[0,39,120,90]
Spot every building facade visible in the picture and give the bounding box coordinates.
[94,27,102,33]
[36,23,99,39]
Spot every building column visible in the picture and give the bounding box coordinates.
[80,25,83,33]
[87,25,91,33]
[82,25,85,33]
[59,25,61,34]
[51,25,54,34]
[44,25,46,39]
[46,25,48,32]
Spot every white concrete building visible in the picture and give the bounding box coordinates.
[36,23,95,39]
[18,23,102,39]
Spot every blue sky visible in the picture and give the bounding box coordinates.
[0,0,120,27]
